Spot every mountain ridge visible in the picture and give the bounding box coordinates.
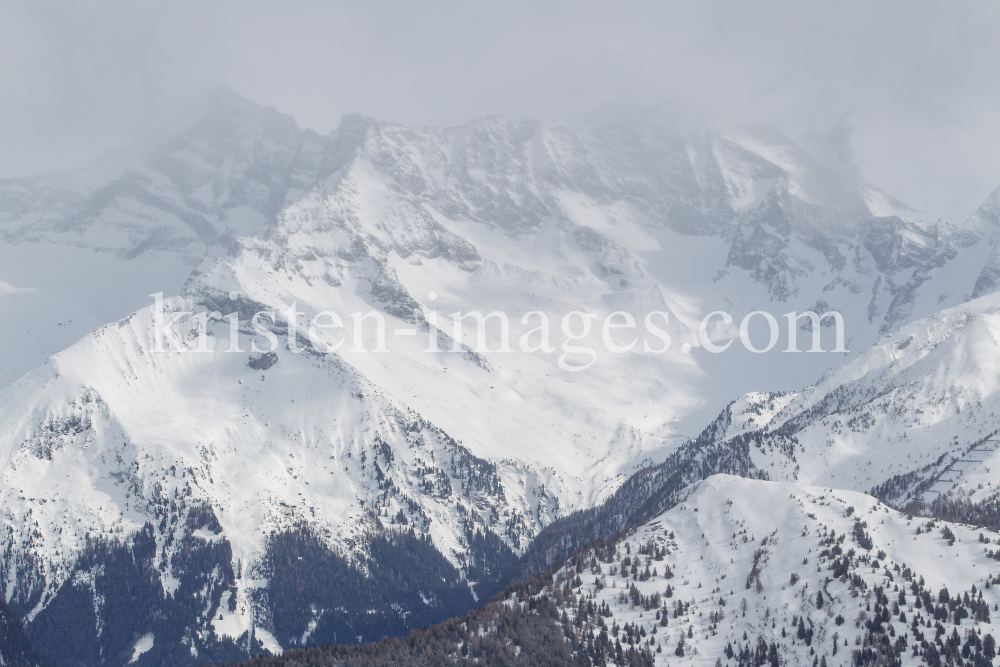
[4,91,1000,665]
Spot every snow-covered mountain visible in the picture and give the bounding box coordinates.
[3,91,1000,665]
[0,89,332,387]
[236,475,1000,667]
[679,288,1000,522]
[5,90,998,418]
[0,297,586,658]
[565,474,1000,666]
[174,104,1000,499]
[512,285,1000,578]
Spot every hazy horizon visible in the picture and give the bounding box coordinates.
[3,1,1000,222]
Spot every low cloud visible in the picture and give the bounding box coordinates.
[1,1,999,221]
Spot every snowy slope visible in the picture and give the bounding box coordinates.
[5,92,1000,665]
[679,290,1000,515]
[539,474,1000,666]
[0,89,330,387]
[177,107,1000,501]
[4,91,1000,419]
[264,475,1000,667]
[0,297,564,654]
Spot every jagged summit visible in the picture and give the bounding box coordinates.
[4,92,1000,665]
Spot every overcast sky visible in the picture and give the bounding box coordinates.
[2,1,998,221]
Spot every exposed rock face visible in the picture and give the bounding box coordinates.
[4,91,1000,666]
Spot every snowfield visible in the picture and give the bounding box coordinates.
[697,289,1000,508]
[540,475,1000,666]
[0,298,557,639]
[3,91,1000,664]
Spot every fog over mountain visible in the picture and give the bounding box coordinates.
[3,4,1000,667]
[3,2,1000,221]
